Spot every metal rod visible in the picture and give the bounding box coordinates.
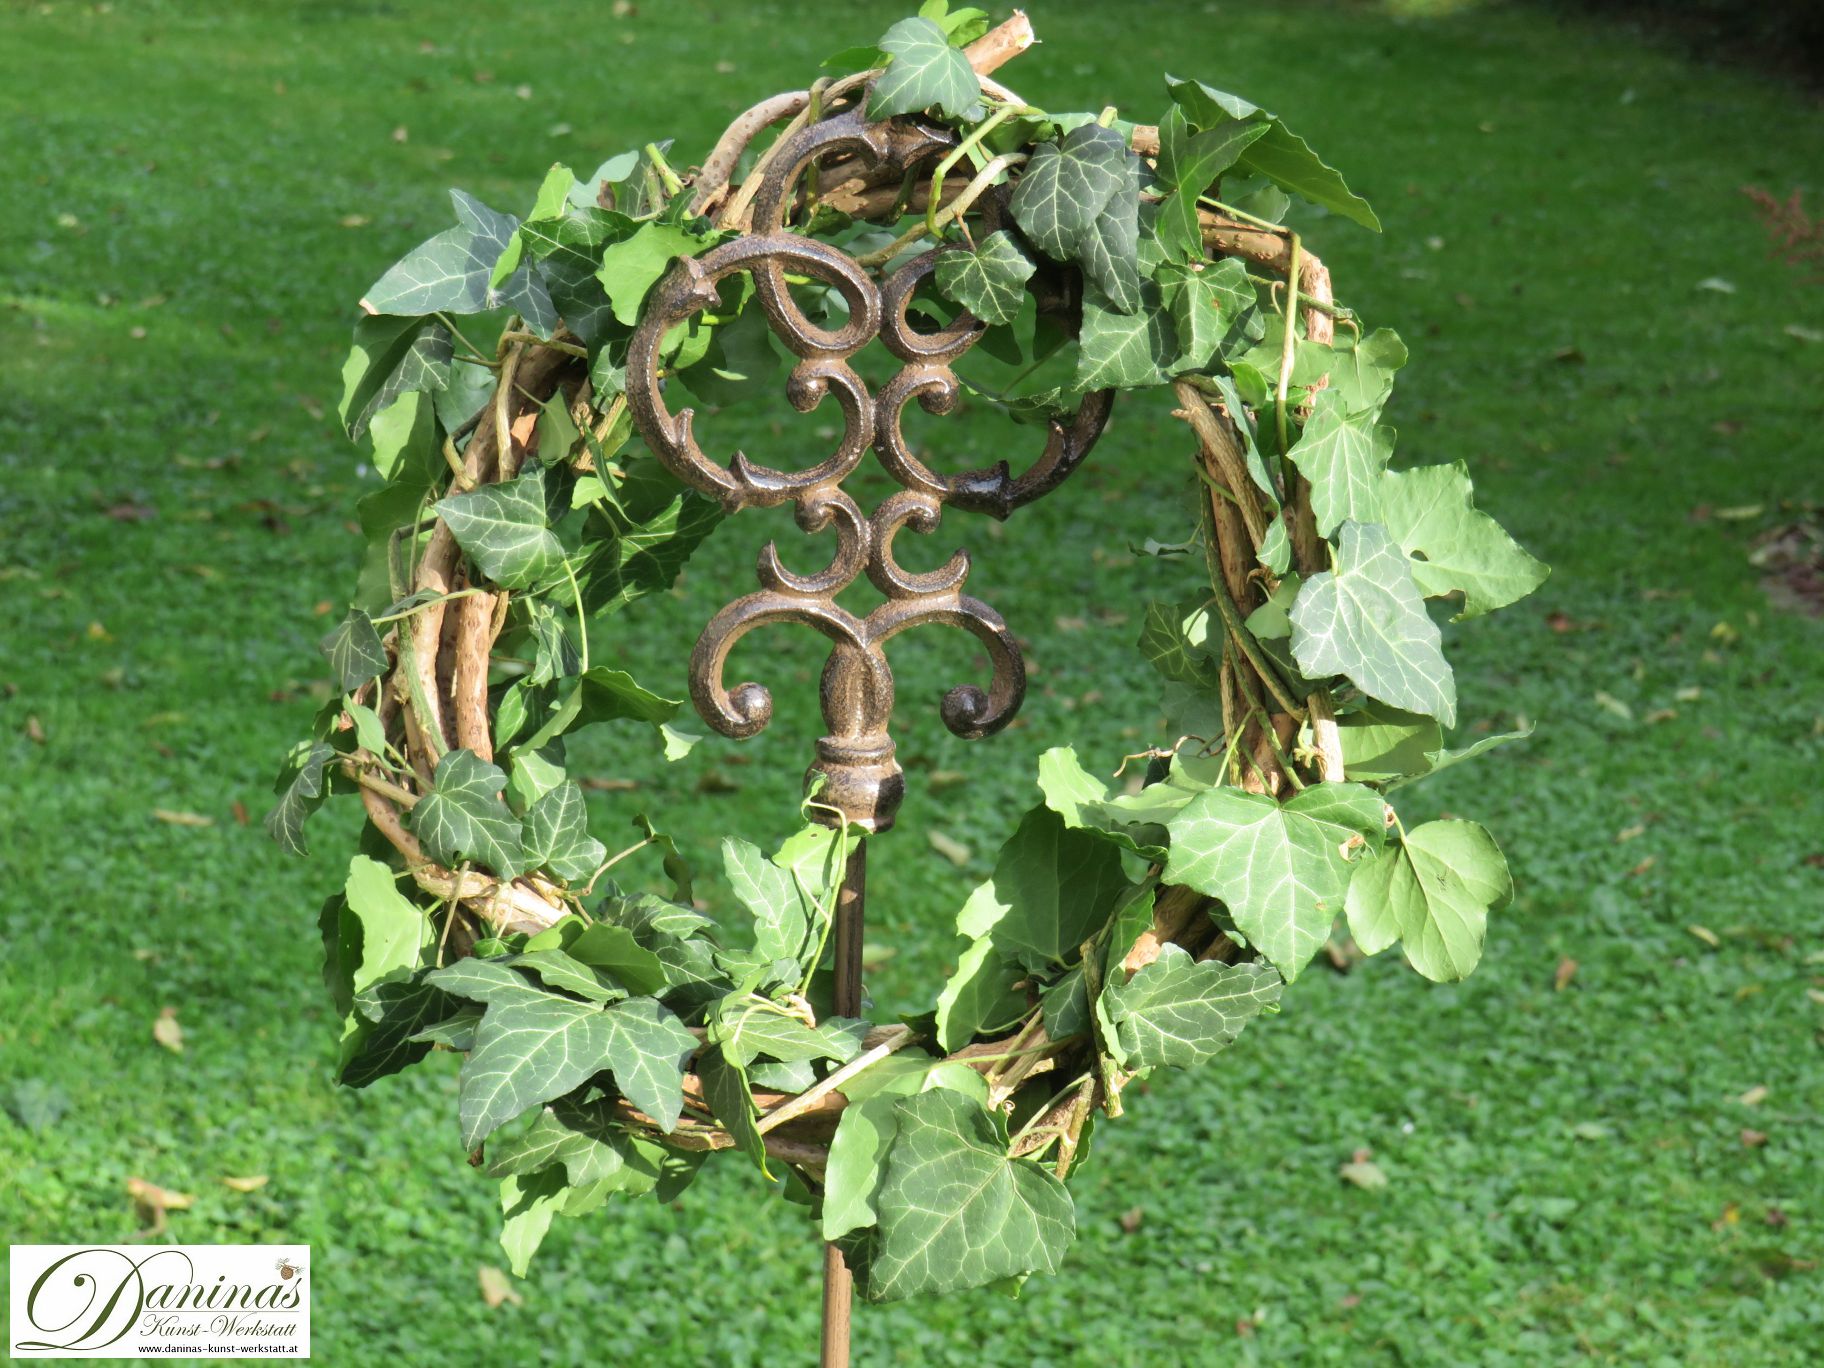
[820,840,867,1368]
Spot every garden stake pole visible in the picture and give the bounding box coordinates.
[622,95,1109,1367]
[821,840,865,1368]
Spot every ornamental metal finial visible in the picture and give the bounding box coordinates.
[625,107,1110,832]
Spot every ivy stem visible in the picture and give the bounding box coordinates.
[441,435,475,491]
[853,152,1027,269]
[1197,503,1304,718]
[435,312,498,367]
[1200,196,1292,236]
[430,892,455,968]
[753,1025,916,1135]
[1276,232,1303,456]
[371,587,488,626]
[959,1037,1077,1069]
[579,835,653,897]
[925,104,1035,241]
[339,760,419,810]
[563,558,589,675]
[795,796,857,1000]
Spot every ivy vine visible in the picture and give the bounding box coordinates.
[269,2,1547,1302]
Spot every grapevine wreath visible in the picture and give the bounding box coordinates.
[270,5,1548,1303]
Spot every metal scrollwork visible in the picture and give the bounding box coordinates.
[625,106,1112,831]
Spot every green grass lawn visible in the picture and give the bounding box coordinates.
[4,0,1822,1362]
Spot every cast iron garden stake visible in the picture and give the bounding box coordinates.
[626,104,1108,1367]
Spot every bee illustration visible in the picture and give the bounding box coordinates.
[274,1258,302,1281]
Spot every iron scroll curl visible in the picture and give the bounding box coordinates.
[624,105,1112,831]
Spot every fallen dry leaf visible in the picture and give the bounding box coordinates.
[1339,1159,1388,1190]
[1738,1085,1769,1107]
[1118,1206,1145,1233]
[1627,855,1657,878]
[128,1176,195,1234]
[1687,925,1720,949]
[24,715,45,744]
[231,800,250,826]
[87,620,112,641]
[478,1265,522,1309]
[220,1174,270,1193]
[927,830,972,867]
[1554,957,1578,992]
[153,808,214,828]
[1615,823,1646,843]
[1740,1128,1769,1149]
[153,1007,184,1054]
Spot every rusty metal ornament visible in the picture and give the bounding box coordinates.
[626,106,1111,832]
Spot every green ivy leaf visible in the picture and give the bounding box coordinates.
[499,949,624,1004]
[343,854,429,992]
[522,666,681,753]
[716,1002,861,1070]
[820,1053,955,1241]
[490,164,575,289]
[1034,745,1167,859]
[1377,462,1549,619]
[1040,962,1089,1040]
[970,806,1129,972]
[933,232,1035,326]
[867,1089,1075,1302]
[1345,819,1512,981]
[1102,944,1281,1068]
[1384,723,1535,793]
[437,464,566,592]
[1285,391,1394,536]
[409,748,527,877]
[868,16,983,122]
[457,994,694,1147]
[697,1043,768,1174]
[596,219,723,327]
[340,976,456,1088]
[1324,326,1407,419]
[1163,781,1386,981]
[1154,104,1270,262]
[266,741,335,857]
[520,201,638,346]
[319,609,387,693]
[723,836,814,968]
[1157,257,1257,374]
[1290,521,1458,726]
[498,1166,567,1277]
[338,315,452,441]
[362,190,556,336]
[1165,76,1381,232]
[1335,702,1444,784]
[567,922,670,996]
[1010,123,1138,308]
[933,932,1026,1052]
[570,472,725,618]
[486,1095,653,1186]
[423,956,550,1007]
[1136,598,1219,687]
[521,781,607,883]
[1074,280,1175,390]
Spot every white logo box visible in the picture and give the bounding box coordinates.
[9,1245,310,1359]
